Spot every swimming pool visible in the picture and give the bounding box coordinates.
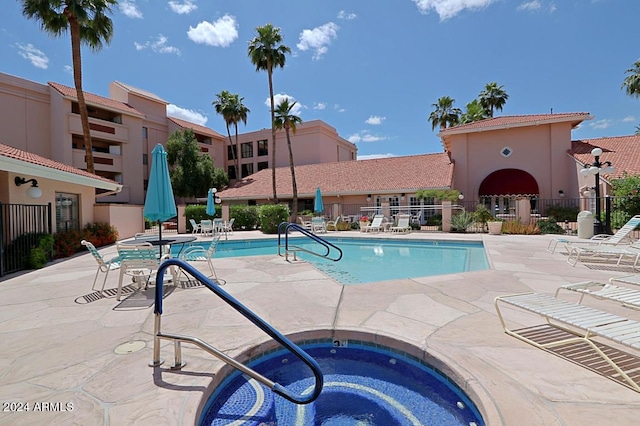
[199,340,484,425]
[175,237,489,285]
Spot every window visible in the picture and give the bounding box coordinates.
[227,165,237,180]
[241,163,254,177]
[257,161,269,171]
[142,153,148,165]
[55,193,80,232]
[241,142,253,158]
[142,127,148,139]
[227,145,238,161]
[257,139,268,156]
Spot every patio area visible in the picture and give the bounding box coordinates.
[1,231,640,425]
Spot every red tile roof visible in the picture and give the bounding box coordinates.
[48,82,144,117]
[440,112,592,135]
[167,117,224,138]
[0,143,119,185]
[571,135,640,180]
[219,153,454,199]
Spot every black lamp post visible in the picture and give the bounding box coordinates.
[580,147,614,234]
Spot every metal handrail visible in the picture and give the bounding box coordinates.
[277,222,343,262]
[152,259,323,404]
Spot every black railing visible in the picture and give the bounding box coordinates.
[0,202,52,277]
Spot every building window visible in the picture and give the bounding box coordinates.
[241,142,253,158]
[142,153,148,165]
[257,139,268,156]
[227,145,238,161]
[227,165,237,180]
[241,163,254,177]
[55,193,79,233]
[257,161,269,171]
[142,127,148,139]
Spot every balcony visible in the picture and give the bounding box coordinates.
[68,113,129,142]
[72,148,123,173]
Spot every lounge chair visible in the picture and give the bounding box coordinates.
[81,240,120,295]
[566,241,640,268]
[390,214,411,233]
[547,215,640,253]
[325,216,342,231]
[362,215,384,233]
[179,235,225,284]
[311,217,326,233]
[298,216,312,231]
[495,292,640,392]
[555,279,640,310]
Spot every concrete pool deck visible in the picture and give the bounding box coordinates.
[1,231,640,425]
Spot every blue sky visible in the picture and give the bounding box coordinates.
[2,0,640,159]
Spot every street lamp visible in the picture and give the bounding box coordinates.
[579,147,614,234]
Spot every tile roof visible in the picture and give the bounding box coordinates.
[48,81,144,117]
[112,81,168,104]
[219,153,453,199]
[571,135,640,180]
[0,143,119,185]
[439,112,592,135]
[167,116,224,138]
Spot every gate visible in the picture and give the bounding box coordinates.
[0,202,52,277]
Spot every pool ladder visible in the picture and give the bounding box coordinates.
[150,259,324,404]
[277,222,343,262]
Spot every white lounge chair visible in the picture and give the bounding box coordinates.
[547,215,640,253]
[362,215,384,233]
[566,241,640,268]
[391,214,411,233]
[495,292,640,392]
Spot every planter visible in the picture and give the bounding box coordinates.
[487,221,503,235]
[359,221,370,231]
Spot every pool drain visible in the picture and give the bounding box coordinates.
[114,340,146,354]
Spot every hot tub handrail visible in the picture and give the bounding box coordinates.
[152,258,323,404]
[277,222,343,261]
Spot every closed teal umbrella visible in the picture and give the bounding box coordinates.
[206,188,216,216]
[144,144,177,244]
[314,187,324,214]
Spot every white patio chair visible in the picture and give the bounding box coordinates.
[189,219,202,234]
[222,218,235,235]
[81,240,120,295]
[179,235,225,284]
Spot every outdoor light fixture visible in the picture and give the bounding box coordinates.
[14,176,42,199]
[580,147,614,234]
[211,187,222,204]
[558,190,565,197]
[400,193,405,201]
[366,194,371,202]
[458,193,465,200]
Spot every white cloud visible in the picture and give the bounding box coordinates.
[187,14,238,47]
[314,102,327,110]
[365,115,386,125]
[63,65,72,74]
[168,0,197,14]
[358,153,397,160]
[622,116,636,122]
[297,22,339,60]
[337,10,357,20]
[167,104,208,126]
[16,43,48,69]
[120,0,143,19]
[412,0,496,20]
[265,94,304,116]
[134,35,181,55]
[334,104,346,113]
[589,119,612,130]
[348,131,386,143]
[517,1,541,11]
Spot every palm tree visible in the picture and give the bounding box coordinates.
[248,24,291,204]
[479,82,509,117]
[460,99,489,124]
[273,99,302,221]
[20,0,117,174]
[622,60,640,98]
[429,96,461,131]
[213,91,249,180]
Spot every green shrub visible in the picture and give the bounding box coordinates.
[336,221,351,231]
[502,221,540,235]
[259,204,290,234]
[350,222,359,230]
[473,204,494,231]
[450,211,473,232]
[545,205,579,222]
[537,218,565,234]
[425,214,442,226]
[184,204,221,232]
[28,247,47,269]
[83,222,118,246]
[230,205,259,230]
[54,229,84,258]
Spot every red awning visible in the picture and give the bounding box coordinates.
[478,169,539,196]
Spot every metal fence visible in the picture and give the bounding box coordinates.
[0,202,52,277]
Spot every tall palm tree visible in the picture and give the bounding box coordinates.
[273,99,302,221]
[460,99,489,124]
[479,82,509,117]
[622,60,640,98]
[20,0,117,174]
[213,91,249,180]
[248,24,291,204]
[429,96,461,131]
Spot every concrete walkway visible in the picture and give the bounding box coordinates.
[1,231,640,425]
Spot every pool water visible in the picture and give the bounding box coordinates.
[200,341,484,425]
[175,237,489,285]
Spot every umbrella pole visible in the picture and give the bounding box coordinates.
[158,220,163,255]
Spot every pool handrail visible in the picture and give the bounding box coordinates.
[277,222,343,262]
[151,258,324,405]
